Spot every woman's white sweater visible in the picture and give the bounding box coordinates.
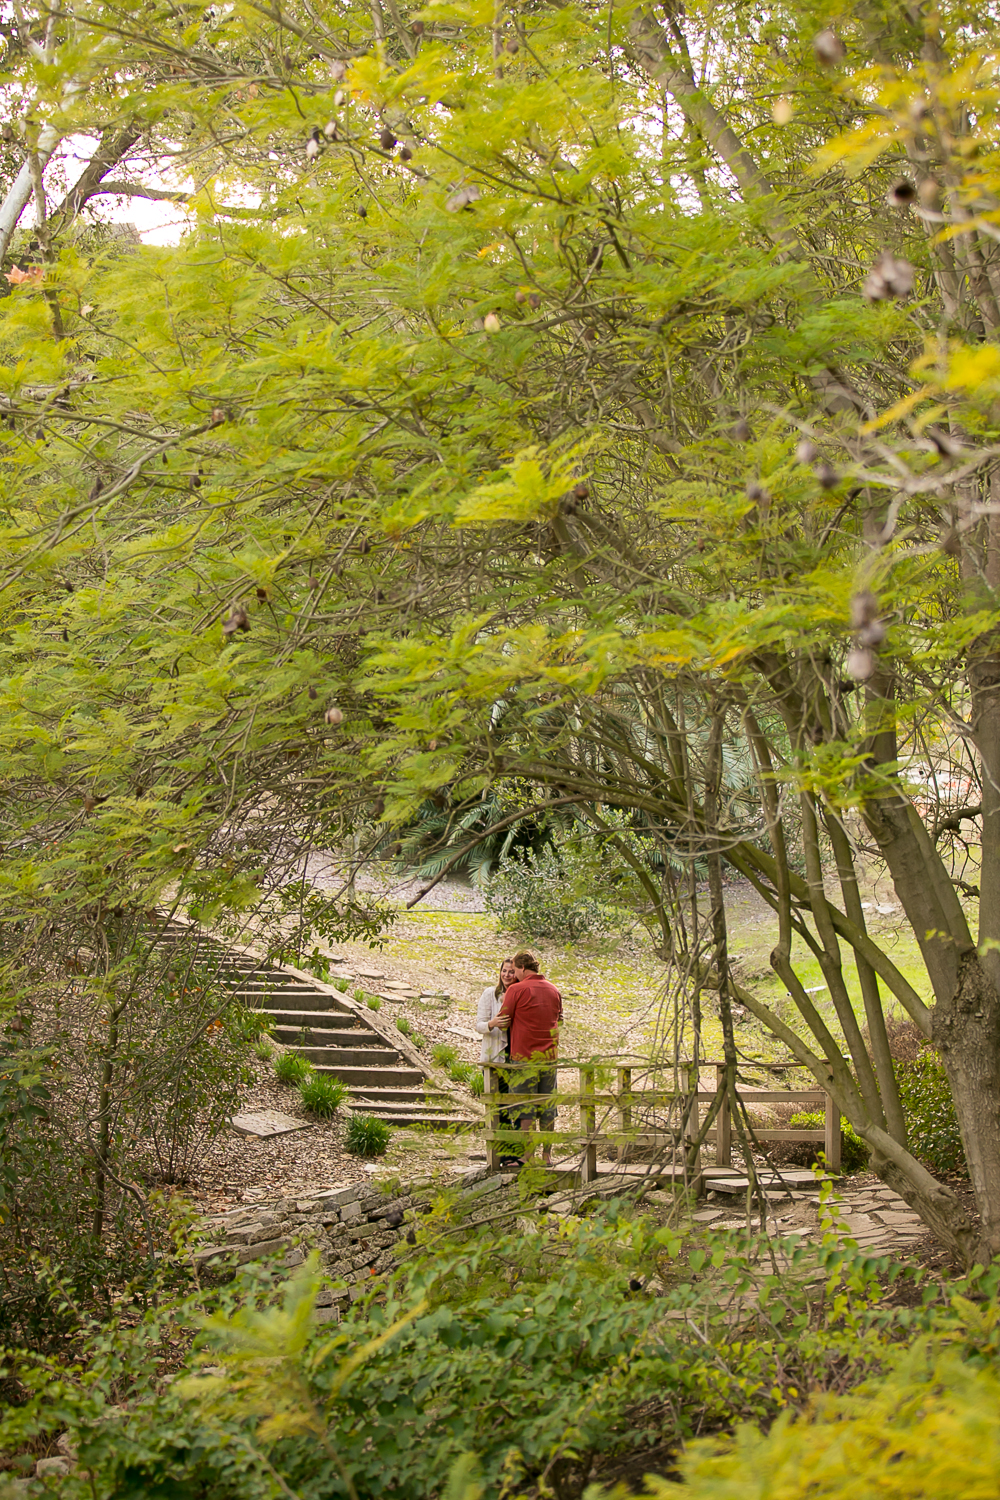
[475,983,507,1064]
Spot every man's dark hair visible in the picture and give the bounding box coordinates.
[513,951,539,972]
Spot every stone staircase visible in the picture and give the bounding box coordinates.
[155,920,473,1128]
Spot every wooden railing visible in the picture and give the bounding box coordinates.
[483,1059,843,1178]
[483,1061,699,1182]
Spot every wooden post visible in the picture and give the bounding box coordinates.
[682,1061,701,1172]
[580,1065,597,1184]
[617,1067,632,1163]
[824,1077,841,1172]
[715,1063,732,1168]
[484,1065,500,1172]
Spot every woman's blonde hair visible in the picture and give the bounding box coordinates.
[495,957,515,1001]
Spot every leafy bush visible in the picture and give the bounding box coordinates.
[484,845,611,940]
[366,994,381,1011]
[431,1042,459,1068]
[896,1050,966,1175]
[788,1111,870,1173]
[299,1074,348,1118]
[274,1052,311,1086]
[345,1112,391,1156]
[631,1353,1000,1500]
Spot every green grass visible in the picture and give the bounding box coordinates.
[366,994,381,1011]
[431,1042,459,1068]
[396,1016,412,1036]
[333,978,349,993]
[345,1113,391,1157]
[299,1073,349,1118]
[274,1052,312,1086]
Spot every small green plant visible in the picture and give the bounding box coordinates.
[333,978,349,993]
[366,994,381,1011]
[354,987,365,1003]
[274,1052,312,1086]
[788,1111,870,1173]
[467,1069,484,1097]
[396,1016,412,1036]
[345,1112,391,1157]
[448,1060,474,1085]
[299,1073,349,1118]
[412,1032,427,1049]
[254,1038,274,1062]
[432,1042,459,1068]
[896,1051,966,1175]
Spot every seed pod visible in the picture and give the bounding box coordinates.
[222,606,250,636]
[813,28,845,64]
[358,204,367,218]
[325,705,343,726]
[573,482,589,500]
[886,178,916,208]
[815,462,839,489]
[405,1227,417,1245]
[84,794,96,813]
[373,796,385,818]
[256,586,268,601]
[796,438,818,465]
[379,126,397,151]
[918,177,942,209]
[305,137,320,159]
[515,288,527,304]
[308,685,318,700]
[528,291,541,309]
[847,646,875,681]
[850,591,880,629]
[483,311,501,333]
[308,575,320,589]
[411,19,424,34]
[399,145,412,161]
[89,477,103,500]
[445,183,480,212]
[330,59,348,81]
[210,407,226,425]
[334,89,345,106]
[190,474,202,489]
[730,417,752,442]
[428,738,438,750]
[359,537,371,554]
[506,36,519,53]
[746,481,768,503]
[862,249,915,301]
[858,619,887,648]
[324,120,338,141]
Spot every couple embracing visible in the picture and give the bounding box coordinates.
[475,952,562,1168]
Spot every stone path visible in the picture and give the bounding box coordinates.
[697,1170,926,1255]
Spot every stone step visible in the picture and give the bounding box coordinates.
[309,1063,426,1088]
[261,1007,376,1032]
[243,993,354,1015]
[290,1045,403,1068]
[230,982,343,999]
[271,1024,389,1048]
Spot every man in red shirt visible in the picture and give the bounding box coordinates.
[490,950,562,1166]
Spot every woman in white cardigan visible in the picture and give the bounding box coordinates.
[476,957,520,1165]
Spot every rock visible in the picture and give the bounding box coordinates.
[315,1306,339,1324]
[339,1200,362,1223]
[231,1110,313,1139]
[238,1236,287,1263]
[313,1184,361,1208]
[36,1458,73,1478]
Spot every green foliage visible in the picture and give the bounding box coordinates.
[299,1073,348,1118]
[333,979,350,994]
[274,1053,312,1087]
[366,994,382,1011]
[254,1038,274,1062]
[788,1111,870,1174]
[344,1113,391,1157]
[626,1352,1000,1499]
[467,1069,485,1098]
[432,1042,459,1068]
[353,987,366,1004]
[396,1016,413,1036]
[896,1053,967,1177]
[484,846,614,941]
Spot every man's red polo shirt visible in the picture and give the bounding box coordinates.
[500,974,562,1060]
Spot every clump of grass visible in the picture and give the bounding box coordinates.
[412,1032,427,1049]
[448,1060,474,1085]
[254,1038,274,1062]
[431,1042,458,1068]
[366,994,381,1011]
[333,978,349,994]
[353,987,366,1003]
[345,1113,391,1157]
[300,1073,349,1118]
[396,1016,412,1036]
[467,1070,484,1097]
[274,1052,312,1086]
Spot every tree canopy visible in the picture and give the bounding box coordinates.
[3,0,1000,1261]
